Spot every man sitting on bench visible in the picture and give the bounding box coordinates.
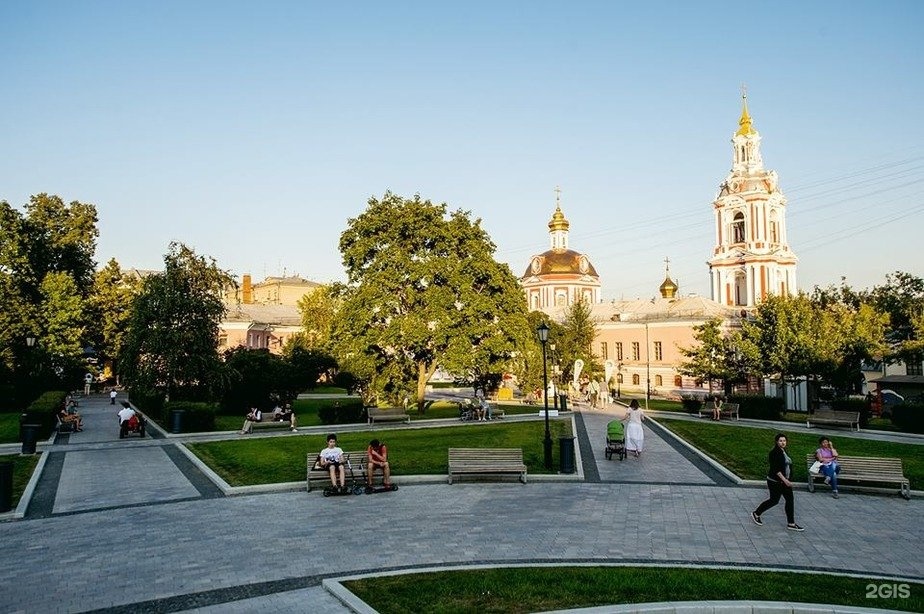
[319,434,346,492]
[367,439,392,489]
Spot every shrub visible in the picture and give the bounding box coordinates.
[730,394,784,420]
[317,398,366,425]
[128,388,165,418]
[680,395,703,413]
[891,403,924,434]
[163,401,217,433]
[22,390,67,439]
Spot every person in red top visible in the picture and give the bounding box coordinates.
[366,439,392,488]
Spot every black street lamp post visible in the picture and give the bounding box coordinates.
[537,323,553,470]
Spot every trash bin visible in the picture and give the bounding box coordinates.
[20,417,39,455]
[170,409,185,434]
[559,436,575,474]
[0,461,13,513]
[559,394,568,412]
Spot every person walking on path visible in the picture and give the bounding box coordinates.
[624,399,646,458]
[110,389,118,405]
[752,433,804,531]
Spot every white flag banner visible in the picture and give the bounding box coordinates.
[573,359,584,389]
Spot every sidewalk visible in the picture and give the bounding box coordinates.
[0,396,920,613]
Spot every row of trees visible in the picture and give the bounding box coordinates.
[3,191,599,415]
[679,273,924,401]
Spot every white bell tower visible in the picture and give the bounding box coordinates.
[708,89,798,307]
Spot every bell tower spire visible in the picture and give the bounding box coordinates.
[708,90,798,308]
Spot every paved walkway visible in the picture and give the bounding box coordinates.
[0,395,921,613]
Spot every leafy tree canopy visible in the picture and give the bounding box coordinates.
[333,192,530,409]
[121,243,233,401]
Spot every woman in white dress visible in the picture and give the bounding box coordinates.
[624,399,646,458]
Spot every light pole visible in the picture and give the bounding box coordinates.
[537,322,553,470]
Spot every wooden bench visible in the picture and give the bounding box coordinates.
[697,403,739,420]
[306,450,369,492]
[447,448,527,484]
[806,454,910,499]
[806,409,859,431]
[250,417,294,431]
[367,407,411,424]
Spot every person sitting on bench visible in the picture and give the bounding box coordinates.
[239,406,262,435]
[319,434,346,492]
[58,406,83,432]
[366,439,392,489]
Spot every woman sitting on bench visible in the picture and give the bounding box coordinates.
[58,406,83,432]
[367,439,392,488]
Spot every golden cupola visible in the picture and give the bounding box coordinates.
[548,205,570,234]
[659,259,678,299]
[736,91,757,137]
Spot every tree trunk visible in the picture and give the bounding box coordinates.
[416,361,437,413]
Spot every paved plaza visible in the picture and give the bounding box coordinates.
[1,394,921,613]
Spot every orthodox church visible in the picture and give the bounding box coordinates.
[522,93,798,399]
[520,189,601,310]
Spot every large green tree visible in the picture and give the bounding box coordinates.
[87,258,142,377]
[121,243,233,401]
[0,194,98,401]
[295,283,340,352]
[334,192,530,410]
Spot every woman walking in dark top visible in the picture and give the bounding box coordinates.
[751,433,804,531]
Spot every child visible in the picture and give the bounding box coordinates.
[319,434,346,492]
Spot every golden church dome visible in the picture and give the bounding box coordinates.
[523,249,599,278]
[548,206,570,232]
[659,274,678,299]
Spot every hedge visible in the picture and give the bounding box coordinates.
[317,398,366,424]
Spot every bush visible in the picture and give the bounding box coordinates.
[891,403,924,434]
[163,401,217,433]
[317,398,366,425]
[128,388,165,418]
[22,390,67,439]
[680,395,703,413]
[730,394,784,420]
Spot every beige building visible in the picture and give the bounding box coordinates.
[218,302,303,354]
[230,274,320,306]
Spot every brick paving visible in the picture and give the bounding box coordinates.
[0,395,921,613]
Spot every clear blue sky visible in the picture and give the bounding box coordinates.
[2,1,922,300]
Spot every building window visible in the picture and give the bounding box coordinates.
[654,342,662,361]
[218,334,227,348]
[694,378,703,387]
[632,374,640,385]
[600,342,608,360]
[617,374,623,383]
[632,342,640,361]
[674,375,682,387]
[615,342,623,361]
[732,212,745,243]
[908,356,923,376]
[655,375,663,386]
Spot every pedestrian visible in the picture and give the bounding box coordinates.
[623,399,646,458]
[110,389,118,405]
[751,433,804,531]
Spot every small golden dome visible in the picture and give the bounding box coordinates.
[660,275,678,299]
[548,206,570,232]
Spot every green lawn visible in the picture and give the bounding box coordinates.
[0,413,21,444]
[0,453,40,508]
[187,420,573,486]
[345,567,923,613]
[658,417,924,487]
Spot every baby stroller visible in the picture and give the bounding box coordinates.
[605,419,626,461]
